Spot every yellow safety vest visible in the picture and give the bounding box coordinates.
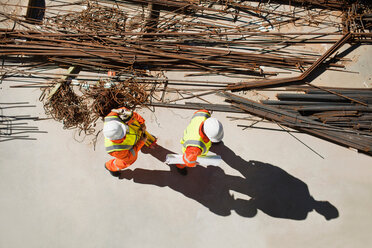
[180,111,211,155]
[104,115,141,155]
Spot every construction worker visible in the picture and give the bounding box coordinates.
[103,107,156,177]
[178,109,224,175]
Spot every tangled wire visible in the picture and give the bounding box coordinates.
[48,3,129,33]
[41,78,151,135]
[42,82,94,134]
[84,79,150,118]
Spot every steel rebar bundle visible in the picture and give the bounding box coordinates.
[40,77,152,133]
[84,78,151,117]
[221,92,372,155]
[0,0,371,149]
[261,87,372,131]
[41,82,94,133]
[1,0,370,77]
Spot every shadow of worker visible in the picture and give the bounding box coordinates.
[120,144,338,220]
[121,144,255,217]
[210,142,339,220]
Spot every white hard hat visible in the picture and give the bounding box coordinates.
[204,117,224,143]
[103,121,127,140]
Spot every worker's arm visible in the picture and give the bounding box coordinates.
[134,134,147,152]
[131,112,145,125]
[182,146,202,167]
[109,135,147,168]
[128,110,146,132]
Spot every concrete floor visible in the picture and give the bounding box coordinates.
[1,84,372,248]
[1,1,372,248]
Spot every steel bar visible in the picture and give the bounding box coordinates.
[261,100,357,106]
[297,105,372,112]
[237,125,302,133]
[228,33,352,90]
[276,93,372,102]
[221,92,372,154]
[146,102,246,113]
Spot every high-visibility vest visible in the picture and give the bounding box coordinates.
[104,115,140,156]
[181,111,211,155]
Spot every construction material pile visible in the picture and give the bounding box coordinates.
[40,78,152,133]
[3,1,371,76]
[222,91,372,155]
[84,79,151,118]
[263,87,372,131]
[0,0,371,154]
[49,4,128,33]
[42,82,93,132]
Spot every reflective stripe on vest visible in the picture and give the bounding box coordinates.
[181,112,211,155]
[104,116,140,154]
[183,140,207,154]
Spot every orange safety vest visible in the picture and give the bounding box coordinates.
[180,110,211,155]
[104,115,141,156]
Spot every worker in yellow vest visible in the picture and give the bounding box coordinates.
[178,109,224,175]
[103,107,156,177]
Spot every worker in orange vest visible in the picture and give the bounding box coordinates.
[178,109,224,175]
[103,107,156,177]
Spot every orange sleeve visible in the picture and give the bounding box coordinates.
[130,111,145,125]
[107,111,119,117]
[133,139,146,153]
[183,146,202,167]
[109,139,145,168]
[185,146,202,157]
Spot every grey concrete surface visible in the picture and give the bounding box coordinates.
[1,84,372,248]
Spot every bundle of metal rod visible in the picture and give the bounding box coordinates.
[39,77,153,133]
[41,82,95,133]
[260,88,372,131]
[0,29,326,76]
[221,92,372,155]
[104,0,352,14]
[3,29,365,81]
[2,0,369,36]
[97,0,369,33]
[146,102,246,113]
[0,102,46,142]
[227,32,364,91]
[3,0,369,80]
[83,79,152,117]
[221,0,355,10]
[1,0,370,139]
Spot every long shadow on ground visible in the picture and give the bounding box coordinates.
[119,142,338,220]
